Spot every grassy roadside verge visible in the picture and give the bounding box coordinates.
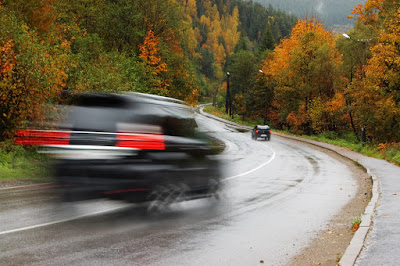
[0,140,50,182]
[203,105,263,127]
[203,105,400,166]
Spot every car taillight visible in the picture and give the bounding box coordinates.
[15,130,71,145]
[15,130,166,151]
[116,133,165,150]
[256,130,259,133]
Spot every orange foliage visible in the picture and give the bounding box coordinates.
[286,104,307,134]
[348,0,400,141]
[139,29,169,91]
[0,14,73,140]
[185,89,199,106]
[262,19,342,132]
[31,0,55,33]
[352,0,384,26]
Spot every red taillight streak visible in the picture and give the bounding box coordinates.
[116,133,165,150]
[101,188,149,195]
[15,130,165,150]
[117,133,164,142]
[15,130,70,145]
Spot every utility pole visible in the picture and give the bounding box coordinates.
[226,72,231,116]
[342,33,371,78]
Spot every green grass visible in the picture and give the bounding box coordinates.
[202,105,400,166]
[351,215,362,231]
[203,105,263,127]
[302,133,400,165]
[0,140,50,181]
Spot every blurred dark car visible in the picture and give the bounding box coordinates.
[16,92,221,211]
[251,125,271,141]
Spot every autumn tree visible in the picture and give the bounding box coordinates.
[139,29,168,94]
[0,6,73,140]
[348,0,400,142]
[261,19,343,134]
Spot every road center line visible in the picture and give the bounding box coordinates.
[0,205,129,236]
[221,144,276,181]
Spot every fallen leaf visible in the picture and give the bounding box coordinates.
[393,194,397,195]
[260,260,264,264]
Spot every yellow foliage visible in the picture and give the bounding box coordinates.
[139,29,169,91]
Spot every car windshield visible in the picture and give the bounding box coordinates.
[257,125,270,130]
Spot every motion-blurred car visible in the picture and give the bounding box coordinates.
[15,92,221,211]
[251,125,271,141]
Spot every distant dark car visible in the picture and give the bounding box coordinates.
[16,92,221,212]
[251,125,271,141]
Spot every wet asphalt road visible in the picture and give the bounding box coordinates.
[0,113,358,265]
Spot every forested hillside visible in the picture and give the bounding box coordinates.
[0,0,296,140]
[1,0,399,149]
[254,0,365,27]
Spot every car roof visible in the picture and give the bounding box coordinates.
[125,92,184,104]
[68,92,195,119]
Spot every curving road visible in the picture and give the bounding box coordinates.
[0,112,358,265]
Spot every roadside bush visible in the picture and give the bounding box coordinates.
[319,131,339,140]
[0,141,48,180]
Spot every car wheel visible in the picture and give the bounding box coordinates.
[254,135,257,140]
[146,184,187,214]
[207,179,222,200]
[146,185,170,214]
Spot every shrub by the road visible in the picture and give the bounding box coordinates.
[0,141,48,181]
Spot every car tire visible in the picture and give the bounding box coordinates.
[146,185,170,214]
[146,184,187,214]
[207,178,222,200]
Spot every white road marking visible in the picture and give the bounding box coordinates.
[0,205,129,236]
[222,143,276,181]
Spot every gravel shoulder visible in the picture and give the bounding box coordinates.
[283,139,372,265]
[0,178,50,189]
